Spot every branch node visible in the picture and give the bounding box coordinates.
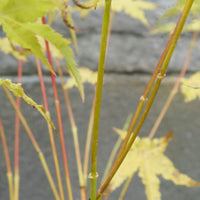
[88,172,99,179]
[157,73,166,80]
[140,95,148,102]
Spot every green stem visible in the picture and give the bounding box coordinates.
[14,47,23,200]
[36,57,65,200]
[160,1,194,75]
[118,172,134,200]
[100,114,132,185]
[110,21,175,172]
[96,0,194,198]
[149,31,199,139]
[83,92,96,186]
[90,0,112,199]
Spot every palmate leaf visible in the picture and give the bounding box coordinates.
[153,0,200,34]
[73,0,157,27]
[152,19,200,35]
[1,16,54,74]
[65,67,97,89]
[0,0,56,22]
[110,0,157,27]
[183,19,200,32]
[38,36,64,60]
[93,0,99,8]
[181,72,200,102]
[0,16,84,99]
[156,7,182,26]
[176,0,200,18]
[151,22,176,35]
[109,129,200,200]
[158,0,200,22]
[0,37,29,61]
[0,78,56,133]
[0,0,84,99]
[24,23,84,99]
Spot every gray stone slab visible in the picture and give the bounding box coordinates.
[0,1,199,199]
[1,0,199,76]
[0,74,200,200]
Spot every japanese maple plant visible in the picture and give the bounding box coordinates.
[0,0,199,200]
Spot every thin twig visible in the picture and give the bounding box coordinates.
[14,47,23,200]
[56,59,85,200]
[3,87,60,200]
[149,31,199,139]
[36,57,65,200]
[42,17,74,200]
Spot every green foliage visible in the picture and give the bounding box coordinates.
[181,72,200,102]
[0,37,29,60]
[151,22,176,34]
[0,78,56,133]
[183,19,200,32]
[0,0,84,99]
[109,0,157,26]
[26,23,84,99]
[1,18,54,73]
[93,0,99,8]
[65,67,97,89]
[72,0,157,27]
[109,130,200,200]
[1,0,56,22]
[153,0,200,34]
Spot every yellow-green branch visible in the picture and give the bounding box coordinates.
[96,0,194,198]
[90,0,112,199]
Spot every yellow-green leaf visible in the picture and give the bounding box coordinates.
[25,23,84,100]
[73,0,157,26]
[176,0,200,18]
[108,135,141,191]
[111,0,157,27]
[156,154,200,186]
[93,0,99,8]
[113,127,127,139]
[1,16,84,98]
[1,0,56,22]
[151,23,176,35]
[1,16,54,74]
[109,130,200,200]
[153,0,200,34]
[139,163,161,200]
[156,7,182,26]
[0,78,56,133]
[64,67,97,89]
[183,19,200,32]
[0,37,28,61]
[181,72,200,102]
